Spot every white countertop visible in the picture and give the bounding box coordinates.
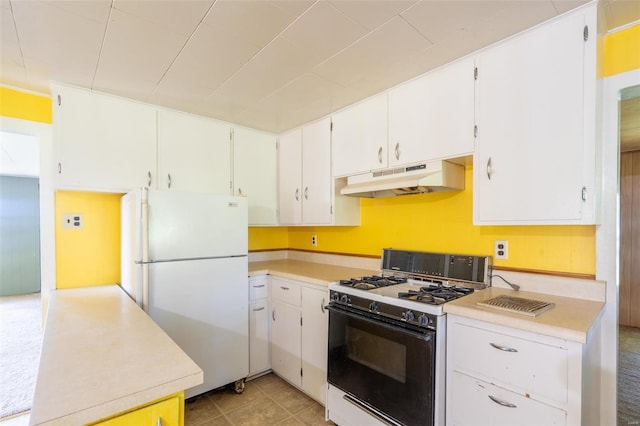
[443,287,605,343]
[30,285,203,426]
[249,259,377,286]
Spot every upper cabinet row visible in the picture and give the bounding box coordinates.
[52,83,278,225]
[329,4,597,225]
[332,56,475,177]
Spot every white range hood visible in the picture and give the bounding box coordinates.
[340,160,465,198]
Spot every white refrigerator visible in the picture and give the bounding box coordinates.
[121,188,248,399]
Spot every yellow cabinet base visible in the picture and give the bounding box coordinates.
[90,392,184,426]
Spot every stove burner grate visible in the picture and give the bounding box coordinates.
[339,275,408,290]
[398,285,475,305]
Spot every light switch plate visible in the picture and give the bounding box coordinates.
[495,240,508,260]
[62,214,83,229]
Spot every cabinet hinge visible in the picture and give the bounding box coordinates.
[583,25,589,42]
[330,205,333,215]
[301,368,303,377]
[230,128,234,142]
[474,125,478,139]
[57,94,61,106]
[230,180,233,190]
[58,162,62,174]
[582,186,587,202]
[474,67,478,81]
[276,140,279,151]
[330,121,333,132]
[300,316,303,326]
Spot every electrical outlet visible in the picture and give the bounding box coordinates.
[494,240,508,260]
[311,234,317,247]
[62,213,83,229]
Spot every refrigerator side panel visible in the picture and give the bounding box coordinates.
[120,190,142,305]
[147,256,249,398]
[148,191,248,260]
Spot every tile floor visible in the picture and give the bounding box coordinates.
[185,373,334,426]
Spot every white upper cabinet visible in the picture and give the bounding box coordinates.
[302,118,333,224]
[279,117,360,226]
[388,57,475,166]
[331,93,388,177]
[52,83,157,191]
[278,128,303,224]
[233,127,278,225]
[157,110,231,194]
[473,6,596,225]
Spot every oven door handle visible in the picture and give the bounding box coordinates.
[342,394,401,426]
[325,304,434,340]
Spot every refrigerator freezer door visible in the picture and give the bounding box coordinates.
[148,256,249,398]
[147,190,248,261]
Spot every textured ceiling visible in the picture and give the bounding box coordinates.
[1,0,639,133]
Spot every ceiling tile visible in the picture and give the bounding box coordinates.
[551,0,590,15]
[91,75,158,103]
[1,1,24,74]
[149,74,212,112]
[282,1,368,59]
[11,0,104,77]
[44,0,111,24]
[328,0,417,30]
[202,0,298,49]
[313,16,431,86]
[190,92,249,123]
[22,54,94,89]
[257,72,343,111]
[476,1,558,42]
[161,23,260,91]
[269,0,315,18]
[112,0,213,36]
[93,8,187,92]
[401,1,508,43]
[605,0,640,30]
[214,37,325,105]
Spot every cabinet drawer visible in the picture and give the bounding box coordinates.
[448,372,566,426]
[449,322,568,406]
[270,278,301,306]
[249,276,268,300]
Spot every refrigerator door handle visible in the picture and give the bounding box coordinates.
[136,254,248,264]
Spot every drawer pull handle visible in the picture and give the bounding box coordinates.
[253,284,265,288]
[490,343,518,352]
[488,395,517,408]
[280,286,289,290]
[320,297,325,314]
[253,306,265,312]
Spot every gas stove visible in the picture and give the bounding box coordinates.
[328,249,491,316]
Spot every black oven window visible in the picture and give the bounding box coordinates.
[346,325,407,383]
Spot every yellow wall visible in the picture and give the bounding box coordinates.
[54,191,122,288]
[248,227,288,251]
[0,86,52,123]
[604,23,640,77]
[286,167,595,275]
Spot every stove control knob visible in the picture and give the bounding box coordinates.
[418,314,430,327]
[340,294,349,304]
[403,310,415,322]
[369,301,378,312]
[331,292,340,302]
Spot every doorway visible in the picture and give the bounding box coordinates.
[618,84,640,425]
[0,131,41,296]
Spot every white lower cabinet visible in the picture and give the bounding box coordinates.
[301,286,329,405]
[270,278,302,387]
[268,277,329,404]
[446,314,600,426]
[248,276,270,377]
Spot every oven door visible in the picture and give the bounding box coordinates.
[327,304,436,426]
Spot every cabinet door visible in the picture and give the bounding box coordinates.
[54,84,157,191]
[474,12,587,224]
[301,286,329,405]
[249,299,271,376]
[270,299,302,387]
[93,395,181,426]
[157,110,231,193]
[233,127,278,225]
[331,93,388,177]
[278,128,303,225]
[302,117,332,224]
[389,57,475,166]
